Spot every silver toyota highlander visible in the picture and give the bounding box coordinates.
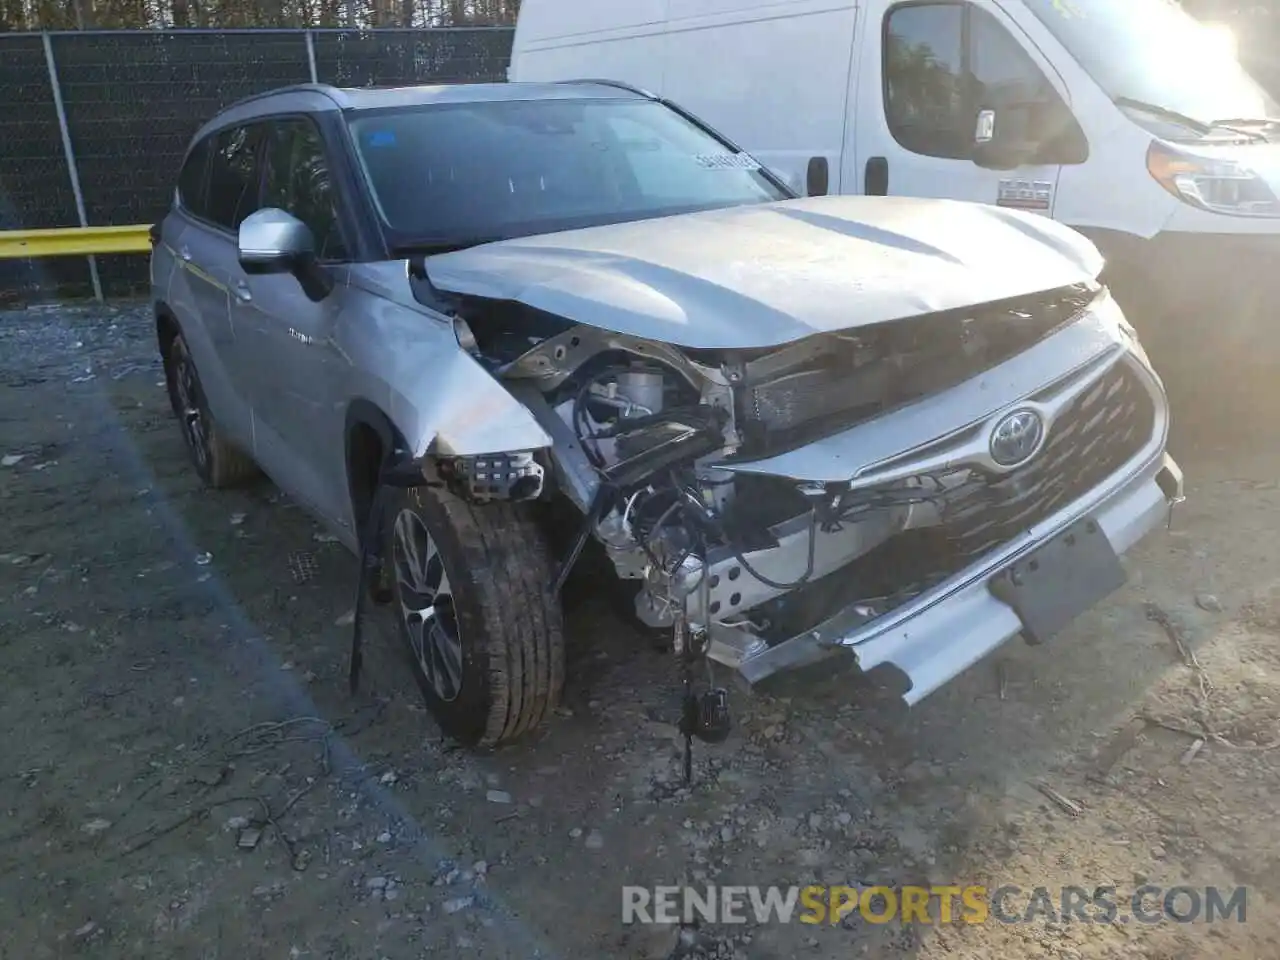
[150,80,1184,749]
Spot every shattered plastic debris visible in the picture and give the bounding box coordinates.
[194,552,213,566]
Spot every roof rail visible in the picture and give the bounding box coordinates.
[555,78,658,100]
[220,82,343,114]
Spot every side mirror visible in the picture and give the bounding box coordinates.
[238,208,333,301]
[238,208,315,273]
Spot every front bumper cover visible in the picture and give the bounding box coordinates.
[720,355,1183,705]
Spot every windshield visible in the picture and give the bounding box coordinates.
[347,97,789,248]
[1022,0,1278,131]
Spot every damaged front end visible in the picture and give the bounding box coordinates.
[441,275,1182,706]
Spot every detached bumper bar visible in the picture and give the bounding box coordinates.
[733,450,1183,703]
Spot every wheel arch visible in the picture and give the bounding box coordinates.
[155,301,181,360]
[344,397,405,538]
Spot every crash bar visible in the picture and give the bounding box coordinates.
[0,225,152,260]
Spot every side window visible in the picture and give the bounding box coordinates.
[969,6,1061,145]
[884,4,968,159]
[177,137,211,218]
[206,124,266,232]
[262,118,349,261]
[884,3,1072,161]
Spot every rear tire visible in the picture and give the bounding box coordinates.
[385,484,565,748]
[163,331,258,488]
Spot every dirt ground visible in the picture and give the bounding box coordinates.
[2,301,1280,960]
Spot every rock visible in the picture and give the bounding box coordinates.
[335,609,356,626]
[379,770,398,785]
[80,818,112,836]
[720,825,734,844]
[836,812,852,826]
[225,816,250,831]
[585,829,604,850]
[1195,594,1223,613]
[443,896,474,914]
[568,827,583,839]
[808,814,823,832]
[366,876,388,890]
[1151,845,1167,860]
[472,860,488,876]
[1,454,25,467]
[377,831,392,843]
[73,921,97,940]
[486,790,512,804]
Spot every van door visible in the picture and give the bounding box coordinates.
[851,0,1087,215]
[662,0,859,195]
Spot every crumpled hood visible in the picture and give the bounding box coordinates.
[418,195,1103,350]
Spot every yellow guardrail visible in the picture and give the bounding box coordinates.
[0,224,152,260]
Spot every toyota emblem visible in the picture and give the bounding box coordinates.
[989,408,1044,467]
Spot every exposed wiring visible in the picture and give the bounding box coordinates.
[718,507,818,591]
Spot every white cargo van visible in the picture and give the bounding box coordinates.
[510,0,1280,352]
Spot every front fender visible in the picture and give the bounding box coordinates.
[393,349,552,459]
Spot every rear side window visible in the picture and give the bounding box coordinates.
[205,124,266,232]
[261,118,349,261]
[177,138,211,218]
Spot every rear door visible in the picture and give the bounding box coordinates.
[851,0,1083,213]
[167,126,265,449]
[231,115,353,523]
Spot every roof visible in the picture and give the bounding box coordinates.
[191,80,652,144]
[329,80,652,109]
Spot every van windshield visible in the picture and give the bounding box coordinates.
[347,97,790,250]
[1022,0,1278,133]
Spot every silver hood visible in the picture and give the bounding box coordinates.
[422,195,1103,350]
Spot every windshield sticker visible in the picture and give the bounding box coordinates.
[365,130,397,148]
[693,153,762,170]
[1050,0,1082,18]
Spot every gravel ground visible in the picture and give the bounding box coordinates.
[1,300,1279,960]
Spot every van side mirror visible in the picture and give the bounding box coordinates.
[238,208,332,301]
[806,156,829,197]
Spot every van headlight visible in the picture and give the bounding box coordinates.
[1146,140,1280,217]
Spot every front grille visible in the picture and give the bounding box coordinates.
[757,358,1158,645]
[942,360,1156,559]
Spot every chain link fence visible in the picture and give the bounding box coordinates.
[0,27,514,302]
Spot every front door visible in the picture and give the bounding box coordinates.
[233,116,354,525]
[851,0,1084,216]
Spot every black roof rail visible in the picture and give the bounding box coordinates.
[555,78,658,100]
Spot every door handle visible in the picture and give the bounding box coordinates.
[232,280,252,303]
[865,157,889,196]
[179,246,192,262]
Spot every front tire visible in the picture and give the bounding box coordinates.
[386,484,565,747]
